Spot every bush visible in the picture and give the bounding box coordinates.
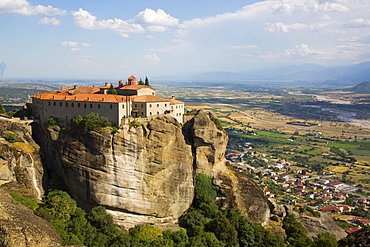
[211,117,223,130]
[4,131,18,143]
[47,116,58,126]
[10,192,39,211]
[128,119,141,128]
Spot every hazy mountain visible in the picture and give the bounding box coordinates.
[354,81,370,94]
[154,61,370,85]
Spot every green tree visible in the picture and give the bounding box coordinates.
[205,212,238,246]
[315,232,338,247]
[47,116,58,126]
[42,190,77,221]
[138,78,144,85]
[193,173,218,207]
[188,232,224,247]
[145,76,150,86]
[0,104,5,114]
[107,84,117,95]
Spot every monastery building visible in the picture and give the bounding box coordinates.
[32,76,184,126]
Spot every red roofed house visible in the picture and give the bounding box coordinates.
[32,76,185,126]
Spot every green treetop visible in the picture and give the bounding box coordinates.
[145,76,150,86]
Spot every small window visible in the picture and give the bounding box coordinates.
[60,102,62,106]
[84,104,86,108]
[165,104,167,107]
[90,104,93,108]
[149,104,152,108]
[122,105,124,109]
[110,105,112,109]
[98,104,100,109]
[135,104,137,107]
[53,102,56,106]
[157,104,159,107]
[141,112,144,115]
[48,102,51,106]
[78,103,80,107]
[66,102,68,107]
[157,111,159,115]
[150,112,152,116]
[72,103,74,107]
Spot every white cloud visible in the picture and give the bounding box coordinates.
[284,43,319,57]
[38,17,61,25]
[265,22,327,32]
[347,18,370,28]
[72,8,178,37]
[61,41,90,51]
[134,8,179,26]
[0,0,66,16]
[145,53,161,65]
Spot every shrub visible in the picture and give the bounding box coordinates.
[4,131,17,143]
[211,117,223,130]
[47,117,58,126]
[10,192,39,211]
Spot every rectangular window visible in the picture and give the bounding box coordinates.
[110,105,112,109]
[90,104,93,108]
[54,102,56,106]
[78,103,80,107]
[157,104,159,107]
[84,104,86,108]
[60,102,62,106]
[98,104,100,108]
[66,103,68,107]
[48,102,51,106]
[122,105,124,109]
[72,103,74,107]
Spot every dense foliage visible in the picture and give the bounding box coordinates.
[10,173,346,247]
[59,112,117,137]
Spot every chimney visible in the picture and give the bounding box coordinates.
[171,95,175,99]
[74,85,77,89]
[87,97,90,101]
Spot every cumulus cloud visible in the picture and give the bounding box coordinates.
[0,0,66,16]
[38,17,61,25]
[61,41,90,51]
[72,8,178,37]
[134,8,179,26]
[284,43,319,57]
[145,53,161,64]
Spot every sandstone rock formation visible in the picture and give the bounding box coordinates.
[0,188,62,247]
[33,111,271,229]
[0,118,43,200]
[283,204,347,240]
[184,111,270,226]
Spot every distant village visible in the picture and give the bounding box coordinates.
[225,129,370,235]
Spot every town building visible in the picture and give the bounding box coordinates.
[32,76,185,126]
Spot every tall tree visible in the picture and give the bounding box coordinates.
[145,76,150,86]
[138,78,144,85]
[0,104,5,114]
[107,84,117,95]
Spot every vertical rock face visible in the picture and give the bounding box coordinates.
[184,111,270,226]
[33,111,270,229]
[0,119,44,200]
[39,115,194,229]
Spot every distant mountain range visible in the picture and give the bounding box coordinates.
[154,61,370,86]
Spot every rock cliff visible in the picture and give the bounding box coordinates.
[0,118,43,200]
[33,111,271,229]
[0,188,62,247]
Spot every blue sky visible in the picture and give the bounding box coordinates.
[1,0,370,79]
